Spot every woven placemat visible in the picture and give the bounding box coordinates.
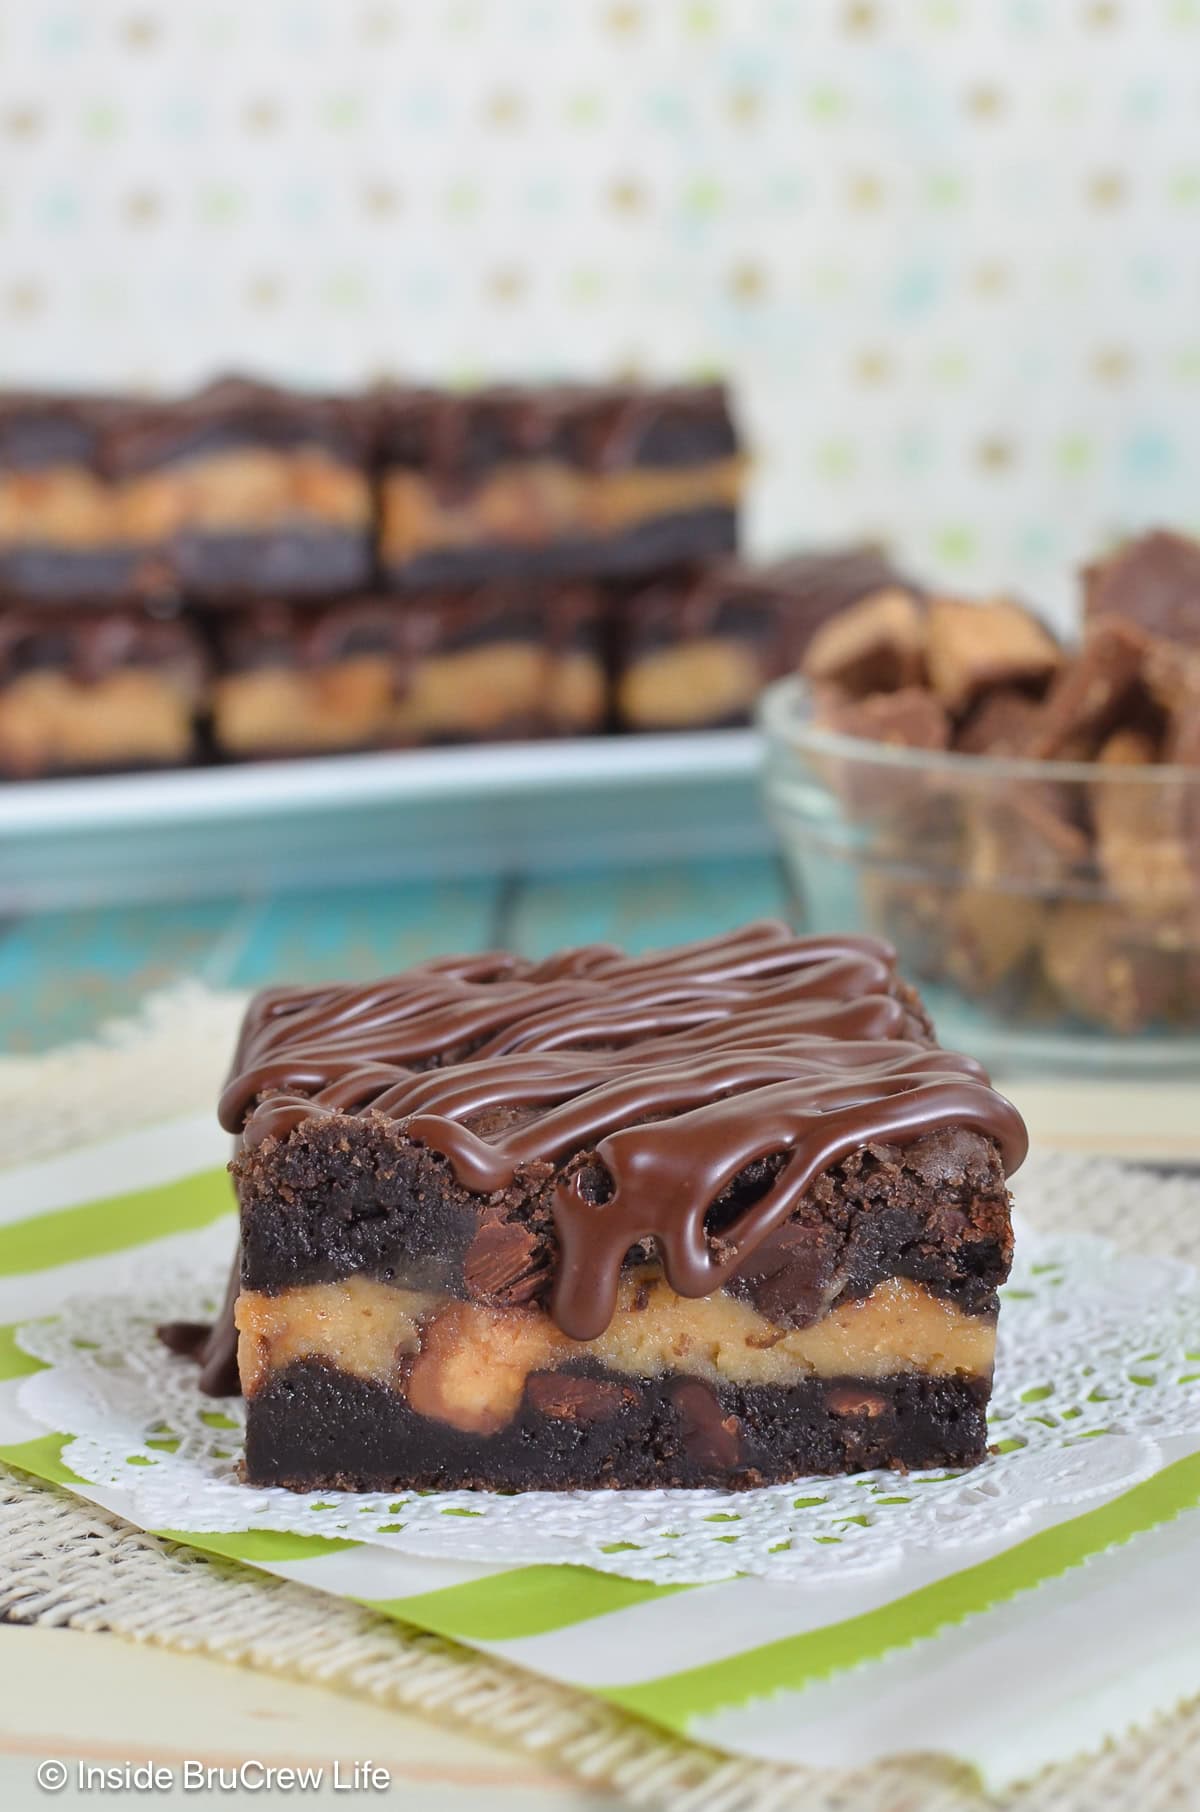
[3,986,1199,1810]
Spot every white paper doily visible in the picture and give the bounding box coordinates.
[19,1202,1200,1587]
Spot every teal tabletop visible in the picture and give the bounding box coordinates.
[1,855,789,1056]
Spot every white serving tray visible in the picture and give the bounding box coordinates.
[0,731,767,908]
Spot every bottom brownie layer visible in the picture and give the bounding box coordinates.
[244,1359,990,1491]
[382,505,738,588]
[0,544,152,601]
[175,527,371,599]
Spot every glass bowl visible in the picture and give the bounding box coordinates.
[758,674,1200,1073]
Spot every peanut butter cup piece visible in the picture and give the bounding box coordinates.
[964,777,1089,891]
[925,596,1061,716]
[1092,727,1194,917]
[811,685,951,826]
[1084,528,1200,647]
[1028,619,1152,759]
[1040,901,1177,1033]
[953,688,1042,757]
[802,587,926,697]
[942,887,1044,997]
[1145,638,1200,723]
[1167,704,1200,767]
[813,683,950,751]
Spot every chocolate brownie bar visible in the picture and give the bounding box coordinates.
[0,603,206,777]
[104,377,373,602]
[196,925,1024,1490]
[0,392,157,601]
[615,548,913,732]
[375,382,743,588]
[207,583,607,756]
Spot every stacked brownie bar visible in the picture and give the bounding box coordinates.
[374,383,744,587]
[0,372,925,775]
[0,376,745,774]
[185,923,1026,1492]
[201,381,742,757]
[99,377,376,602]
[0,394,122,599]
[0,378,367,775]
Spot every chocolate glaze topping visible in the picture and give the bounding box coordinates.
[373,381,737,477]
[211,584,603,674]
[0,605,207,687]
[219,924,926,1135]
[102,375,370,475]
[217,924,1025,1343]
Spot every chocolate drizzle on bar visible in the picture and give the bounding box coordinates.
[218,924,1025,1344]
[0,604,206,687]
[211,584,603,672]
[156,1259,240,1396]
[219,926,921,1130]
[407,1047,1023,1340]
[374,381,738,479]
[101,375,371,475]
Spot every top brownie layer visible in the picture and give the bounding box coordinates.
[0,601,206,686]
[0,392,125,470]
[1,379,733,478]
[101,376,371,476]
[372,382,738,476]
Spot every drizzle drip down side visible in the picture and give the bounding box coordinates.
[394,1039,1027,1340]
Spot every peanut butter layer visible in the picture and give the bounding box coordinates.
[388,643,605,739]
[212,659,397,755]
[237,1277,434,1399]
[0,669,196,775]
[617,640,764,729]
[0,466,120,548]
[379,456,745,562]
[121,447,370,538]
[235,1275,996,1433]
[212,643,606,754]
[0,446,366,554]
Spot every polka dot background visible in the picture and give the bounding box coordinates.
[3,0,1200,622]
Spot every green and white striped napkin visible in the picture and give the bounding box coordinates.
[3,1115,1200,1789]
